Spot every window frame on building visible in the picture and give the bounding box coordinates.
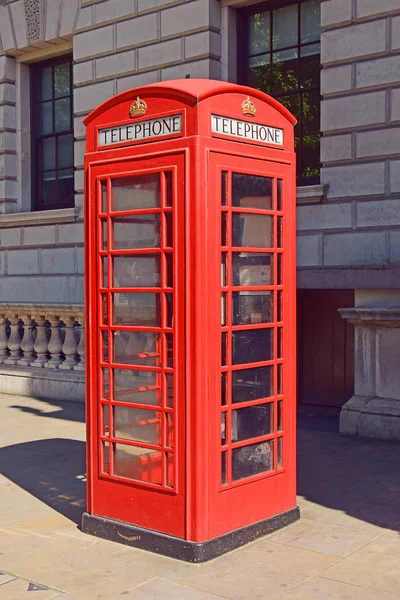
[30,54,74,211]
[237,0,321,186]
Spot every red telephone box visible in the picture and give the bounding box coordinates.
[82,79,298,562]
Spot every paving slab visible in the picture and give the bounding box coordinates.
[0,576,61,599]
[280,575,400,600]
[114,578,231,599]
[0,571,17,585]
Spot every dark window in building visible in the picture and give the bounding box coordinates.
[238,0,321,185]
[31,56,74,210]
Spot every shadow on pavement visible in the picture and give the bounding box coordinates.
[9,399,85,423]
[297,412,400,532]
[0,438,86,525]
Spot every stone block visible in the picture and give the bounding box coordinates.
[376,327,400,399]
[321,0,352,28]
[0,275,83,303]
[76,5,93,30]
[74,25,114,61]
[0,3,16,51]
[45,0,62,41]
[321,92,385,132]
[95,0,136,24]
[354,326,376,396]
[9,0,27,48]
[323,231,386,266]
[321,134,352,163]
[356,127,400,159]
[389,160,400,192]
[161,57,220,80]
[77,246,84,273]
[24,225,56,246]
[116,14,158,50]
[7,249,39,275]
[138,0,180,12]
[322,163,385,198]
[0,104,17,129]
[321,21,386,65]
[0,153,17,178]
[161,0,220,38]
[357,199,400,229]
[356,55,400,90]
[185,31,221,59]
[393,15,400,51]
[60,0,79,36]
[390,88,400,122]
[74,116,86,139]
[297,202,352,231]
[0,250,5,275]
[0,227,21,247]
[96,49,136,80]
[41,247,75,274]
[296,234,320,267]
[116,70,159,93]
[139,39,182,70]
[73,60,94,86]
[58,223,84,245]
[0,179,18,200]
[389,229,400,262]
[321,64,352,95]
[74,80,114,115]
[0,56,16,81]
[0,131,17,152]
[74,168,84,192]
[74,140,85,169]
[358,0,400,19]
[0,82,16,103]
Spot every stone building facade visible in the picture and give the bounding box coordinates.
[0,0,399,439]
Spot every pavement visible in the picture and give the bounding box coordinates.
[1,394,400,600]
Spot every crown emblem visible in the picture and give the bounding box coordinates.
[241,96,256,117]
[129,96,147,118]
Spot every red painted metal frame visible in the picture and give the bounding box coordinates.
[84,80,296,545]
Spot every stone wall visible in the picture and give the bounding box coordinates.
[297,0,400,289]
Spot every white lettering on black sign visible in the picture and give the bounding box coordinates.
[98,114,182,147]
[211,114,284,146]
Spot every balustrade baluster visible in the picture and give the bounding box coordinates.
[0,314,9,364]
[19,314,35,366]
[4,314,22,364]
[75,317,85,371]
[46,314,63,368]
[32,315,49,367]
[60,315,78,369]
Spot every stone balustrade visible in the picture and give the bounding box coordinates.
[0,304,85,372]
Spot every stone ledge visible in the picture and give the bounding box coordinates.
[340,395,400,440]
[339,307,400,327]
[296,184,328,205]
[0,302,84,318]
[0,207,80,228]
[0,365,85,403]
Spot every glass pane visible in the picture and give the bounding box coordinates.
[232,328,273,365]
[114,406,161,444]
[114,443,162,484]
[300,43,320,89]
[40,173,57,206]
[102,367,109,399]
[272,4,298,49]
[221,171,228,206]
[113,292,161,326]
[102,330,108,361]
[221,253,227,285]
[302,90,320,134]
[302,135,320,181]
[277,327,283,358]
[221,451,228,485]
[277,400,283,431]
[249,12,270,55]
[221,212,227,246]
[55,98,71,132]
[113,331,161,367]
[278,290,283,322]
[221,332,227,366]
[113,255,161,288]
[277,180,283,211]
[232,291,273,325]
[113,369,161,406]
[279,95,301,133]
[58,134,73,169]
[221,412,226,444]
[232,213,273,248]
[112,174,160,212]
[232,366,273,403]
[166,453,174,487]
[278,437,283,468]
[165,333,173,368]
[232,440,273,481]
[166,293,173,328]
[249,57,271,94]
[278,363,283,395]
[102,441,110,474]
[232,173,272,209]
[221,372,227,406]
[165,212,173,247]
[221,293,227,326]
[102,404,110,436]
[301,0,321,43]
[41,101,53,134]
[101,181,107,213]
[58,174,74,206]
[277,216,283,248]
[277,253,282,285]
[102,256,108,287]
[166,412,174,448]
[113,214,160,250]
[41,137,56,170]
[54,62,70,97]
[101,294,108,325]
[166,373,173,408]
[232,253,273,286]
[102,221,108,251]
[232,403,273,442]
[41,67,52,101]
[272,48,298,93]
[166,253,173,288]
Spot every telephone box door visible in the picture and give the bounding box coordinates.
[208,152,296,537]
[87,152,186,537]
